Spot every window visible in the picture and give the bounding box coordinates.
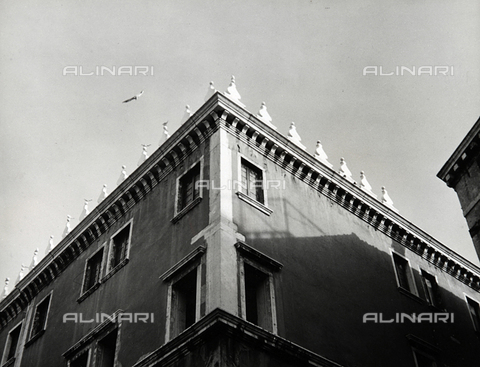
[240,159,264,204]
[161,246,206,341]
[29,294,52,340]
[244,263,271,327]
[392,253,417,294]
[96,329,117,367]
[2,322,22,365]
[466,296,480,332]
[236,242,282,334]
[171,269,198,334]
[107,223,131,273]
[177,163,201,212]
[83,248,104,293]
[63,312,120,367]
[421,270,441,308]
[412,349,438,367]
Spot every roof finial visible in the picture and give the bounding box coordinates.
[45,235,55,254]
[79,199,92,221]
[29,248,39,271]
[339,158,355,183]
[138,144,151,166]
[204,81,216,101]
[314,140,333,168]
[98,184,108,203]
[160,121,170,146]
[180,105,192,124]
[359,171,377,198]
[15,264,26,285]
[1,278,9,299]
[256,102,277,130]
[117,165,127,186]
[381,186,398,211]
[62,215,73,238]
[288,122,306,150]
[224,75,245,107]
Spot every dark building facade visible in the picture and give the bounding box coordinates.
[2,90,480,367]
[438,117,480,262]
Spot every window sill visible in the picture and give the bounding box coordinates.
[77,282,101,304]
[24,329,45,348]
[171,196,202,224]
[397,287,425,305]
[102,258,129,283]
[236,192,273,216]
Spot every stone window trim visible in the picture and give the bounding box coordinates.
[236,155,273,216]
[63,309,122,365]
[391,251,420,299]
[24,291,53,347]
[77,244,107,303]
[235,241,282,334]
[160,246,206,342]
[104,220,133,278]
[1,320,23,367]
[407,334,440,367]
[419,268,444,311]
[172,157,204,222]
[66,347,91,367]
[464,295,480,335]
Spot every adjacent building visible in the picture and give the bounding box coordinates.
[438,117,480,262]
[2,85,480,367]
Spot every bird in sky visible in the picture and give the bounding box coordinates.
[122,90,144,103]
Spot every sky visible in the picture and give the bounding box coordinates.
[0,0,479,289]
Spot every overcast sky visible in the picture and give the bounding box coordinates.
[1,0,479,288]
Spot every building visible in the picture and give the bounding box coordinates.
[438,117,480,261]
[2,81,480,367]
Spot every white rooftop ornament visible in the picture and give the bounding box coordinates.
[256,102,277,130]
[79,199,92,221]
[381,186,398,211]
[359,171,377,198]
[138,144,151,166]
[1,278,9,299]
[288,122,306,150]
[160,121,170,146]
[314,140,333,168]
[15,264,26,285]
[117,165,128,186]
[339,157,354,183]
[204,81,216,101]
[98,184,108,203]
[62,215,73,238]
[180,105,192,124]
[45,235,55,254]
[29,248,39,271]
[224,75,245,107]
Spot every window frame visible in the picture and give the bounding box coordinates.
[80,245,106,299]
[160,246,206,342]
[67,347,91,367]
[104,220,133,277]
[236,155,272,216]
[172,157,204,222]
[27,291,53,344]
[235,241,282,334]
[1,321,23,366]
[465,295,480,333]
[391,251,418,296]
[419,269,442,309]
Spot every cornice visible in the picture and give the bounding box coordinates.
[437,116,480,188]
